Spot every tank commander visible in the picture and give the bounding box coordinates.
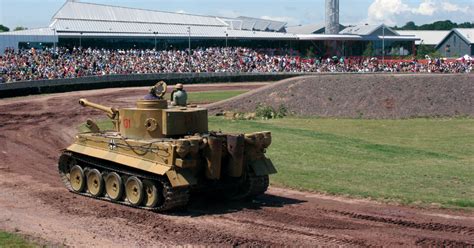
[144,81,167,100]
[171,83,188,107]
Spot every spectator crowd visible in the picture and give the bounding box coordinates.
[0,47,472,83]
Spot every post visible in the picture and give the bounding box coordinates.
[382,25,385,66]
[225,31,228,48]
[187,26,191,71]
[52,28,57,51]
[187,27,191,52]
[79,32,83,47]
[154,32,157,50]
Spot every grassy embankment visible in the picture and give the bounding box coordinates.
[79,90,474,209]
[186,90,247,104]
[0,231,36,247]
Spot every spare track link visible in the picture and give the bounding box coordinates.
[58,151,189,212]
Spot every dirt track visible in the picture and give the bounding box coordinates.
[0,83,473,247]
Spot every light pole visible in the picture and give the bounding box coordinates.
[52,28,57,51]
[382,25,385,66]
[187,27,191,52]
[225,31,228,48]
[187,26,191,71]
[79,32,83,48]
[153,32,157,50]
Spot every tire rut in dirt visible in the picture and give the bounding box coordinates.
[416,237,474,247]
[217,215,369,246]
[327,209,474,235]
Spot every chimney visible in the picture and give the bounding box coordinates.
[325,0,340,34]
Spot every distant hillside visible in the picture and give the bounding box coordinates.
[393,20,474,30]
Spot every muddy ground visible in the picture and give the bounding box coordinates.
[0,82,473,247]
[208,74,474,119]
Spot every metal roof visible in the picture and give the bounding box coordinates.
[340,24,398,36]
[286,24,326,34]
[53,1,226,27]
[297,34,362,40]
[0,28,55,36]
[454,28,474,44]
[397,30,450,45]
[435,28,474,48]
[52,19,224,35]
[236,17,286,32]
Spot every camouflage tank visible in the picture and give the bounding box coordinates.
[58,82,276,211]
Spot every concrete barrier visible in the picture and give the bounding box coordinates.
[0,72,304,98]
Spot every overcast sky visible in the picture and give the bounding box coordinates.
[0,0,473,29]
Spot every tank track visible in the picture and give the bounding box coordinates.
[246,173,270,198]
[58,151,189,212]
[227,172,269,200]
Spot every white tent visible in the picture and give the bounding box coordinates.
[456,54,473,61]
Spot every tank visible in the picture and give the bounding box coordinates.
[58,90,276,212]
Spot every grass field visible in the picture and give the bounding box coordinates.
[208,117,474,209]
[0,231,35,248]
[187,90,247,104]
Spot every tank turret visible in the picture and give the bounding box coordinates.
[79,98,207,139]
[58,82,276,212]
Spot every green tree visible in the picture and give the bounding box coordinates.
[306,46,315,58]
[416,44,442,59]
[0,24,9,32]
[401,21,418,30]
[394,20,474,30]
[458,22,474,28]
[13,26,27,31]
[363,42,373,57]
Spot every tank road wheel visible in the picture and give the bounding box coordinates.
[87,169,104,197]
[105,172,124,201]
[125,176,144,206]
[143,180,160,208]
[70,165,86,193]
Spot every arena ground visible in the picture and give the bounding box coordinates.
[0,83,473,246]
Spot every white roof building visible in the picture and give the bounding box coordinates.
[340,24,399,36]
[452,28,474,44]
[0,1,418,54]
[397,30,450,45]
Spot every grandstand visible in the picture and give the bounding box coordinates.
[0,0,418,57]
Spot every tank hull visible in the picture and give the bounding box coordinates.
[59,131,276,211]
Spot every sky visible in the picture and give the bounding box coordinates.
[0,0,473,29]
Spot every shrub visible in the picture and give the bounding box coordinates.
[255,104,288,120]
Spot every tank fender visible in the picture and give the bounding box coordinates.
[65,144,170,175]
[166,169,197,188]
[249,158,277,176]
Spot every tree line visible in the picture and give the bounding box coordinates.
[393,20,474,30]
[0,25,27,32]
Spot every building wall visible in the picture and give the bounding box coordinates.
[0,35,57,55]
[437,32,472,57]
[371,28,397,37]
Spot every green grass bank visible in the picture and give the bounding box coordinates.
[209,117,474,209]
[0,231,37,248]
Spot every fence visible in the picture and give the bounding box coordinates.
[0,72,304,98]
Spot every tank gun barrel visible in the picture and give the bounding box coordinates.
[79,98,118,119]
